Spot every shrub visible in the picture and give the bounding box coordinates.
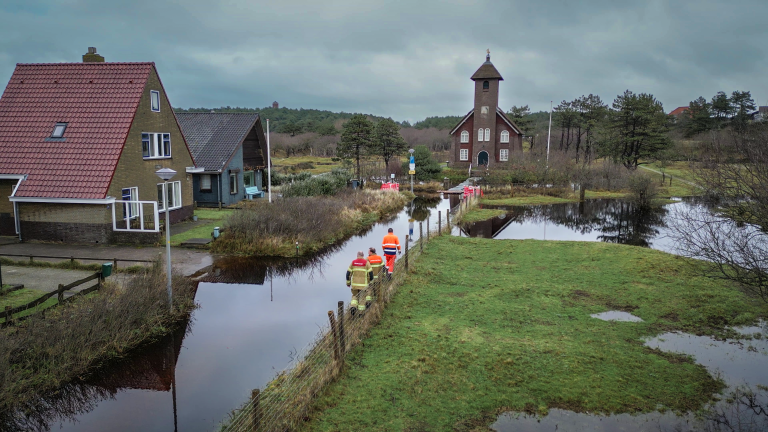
[627,173,658,208]
[401,145,442,181]
[281,169,352,197]
[272,171,312,186]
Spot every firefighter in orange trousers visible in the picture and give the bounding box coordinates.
[382,227,401,275]
[367,247,385,302]
[346,251,373,316]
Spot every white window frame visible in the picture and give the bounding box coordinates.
[157,181,182,212]
[460,148,469,161]
[112,199,159,233]
[200,174,212,191]
[150,90,161,112]
[500,149,509,161]
[485,128,491,142]
[500,130,510,143]
[142,132,172,159]
[230,173,238,194]
[478,129,484,142]
[460,131,469,143]
[121,187,139,219]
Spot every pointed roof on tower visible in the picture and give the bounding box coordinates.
[471,50,503,81]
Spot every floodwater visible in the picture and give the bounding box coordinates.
[2,195,449,432]
[456,197,716,253]
[590,311,644,322]
[492,322,768,432]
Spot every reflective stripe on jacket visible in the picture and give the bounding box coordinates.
[367,254,384,278]
[346,258,373,287]
[382,233,401,256]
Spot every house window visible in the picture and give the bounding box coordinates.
[142,133,171,159]
[150,90,161,112]
[51,122,67,138]
[500,149,509,161]
[478,129,484,142]
[230,173,238,194]
[460,131,469,143]
[500,130,509,143]
[460,149,469,161]
[157,181,182,212]
[121,187,139,219]
[485,128,491,142]
[483,80,489,90]
[200,174,212,192]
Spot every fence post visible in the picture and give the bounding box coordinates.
[438,211,442,235]
[4,305,11,324]
[57,284,64,303]
[447,208,451,231]
[70,256,75,264]
[404,235,409,272]
[337,301,345,356]
[113,258,118,270]
[426,215,430,241]
[251,389,261,430]
[419,222,423,253]
[29,255,33,263]
[328,311,339,362]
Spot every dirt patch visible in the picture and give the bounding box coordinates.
[644,347,694,365]
[661,311,680,322]
[570,290,591,299]
[446,292,467,298]
[604,300,638,312]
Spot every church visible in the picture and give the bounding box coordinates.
[450,51,523,167]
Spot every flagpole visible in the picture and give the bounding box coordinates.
[267,118,272,203]
[546,101,552,169]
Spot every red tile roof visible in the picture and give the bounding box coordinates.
[669,106,689,117]
[0,62,154,199]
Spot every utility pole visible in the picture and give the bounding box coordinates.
[546,100,552,169]
[267,119,272,203]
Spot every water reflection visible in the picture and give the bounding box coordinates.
[459,199,670,249]
[1,320,190,432]
[406,194,442,222]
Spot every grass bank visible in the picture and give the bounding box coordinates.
[211,190,408,257]
[303,236,764,431]
[0,264,196,418]
[456,208,506,224]
[0,256,147,274]
[170,208,235,246]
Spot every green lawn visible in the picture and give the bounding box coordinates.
[457,208,506,223]
[170,208,235,246]
[0,288,59,323]
[303,236,764,431]
[272,156,344,175]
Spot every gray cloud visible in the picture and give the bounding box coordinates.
[1,0,766,122]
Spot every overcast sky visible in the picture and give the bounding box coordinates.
[1,0,766,123]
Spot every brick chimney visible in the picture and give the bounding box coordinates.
[82,47,105,63]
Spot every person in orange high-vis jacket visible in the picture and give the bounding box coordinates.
[382,228,401,275]
[367,247,384,302]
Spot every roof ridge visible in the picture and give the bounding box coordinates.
[16,62,155,66]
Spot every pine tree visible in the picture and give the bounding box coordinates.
[372,118,408,175]
[337,114,374,180]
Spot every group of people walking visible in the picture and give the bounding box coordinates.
[345,228,401,316]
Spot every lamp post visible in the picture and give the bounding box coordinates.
[266,119,272,203]
[408,148,415,193]
[156,167,176,310]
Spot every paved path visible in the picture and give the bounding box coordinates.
[2,266,99,294]
[0,243,213,276]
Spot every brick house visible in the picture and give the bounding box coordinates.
[0,48,196,243]
[450,52,522,167]
[176,112,268,207]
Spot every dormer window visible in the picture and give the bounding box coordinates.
[150,90,160,112]
[483,80,489,90]
[51,123,67,138]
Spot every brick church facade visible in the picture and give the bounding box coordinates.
[450,52,522,167]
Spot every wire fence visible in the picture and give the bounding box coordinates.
[219,191,479,432]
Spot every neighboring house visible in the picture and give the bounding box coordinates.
[449,51,523,167]
[0,48,196,243]
[175,113,268,207]
[668,106,690,119]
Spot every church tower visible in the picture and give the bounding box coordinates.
[450,51,522,167]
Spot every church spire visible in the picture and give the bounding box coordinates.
[471,49,503,81]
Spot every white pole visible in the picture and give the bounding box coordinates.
[546,100,552,168]
[267,118,272,203]
[165,182,172,310]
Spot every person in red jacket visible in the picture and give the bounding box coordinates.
[381,228,401,275]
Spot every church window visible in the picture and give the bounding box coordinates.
[500,149,509,161]
[460,149,469,161]
[484,128,491,141]
[460,131,469,143]
[500,130,509,143]
[478,129,484,142]
[483,80,489,90]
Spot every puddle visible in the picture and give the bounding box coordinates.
[492,322,768,431]
[590,311,644,322]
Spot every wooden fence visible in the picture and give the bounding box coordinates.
[0,271,103,325]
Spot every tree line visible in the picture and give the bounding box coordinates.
[679,91,757,136]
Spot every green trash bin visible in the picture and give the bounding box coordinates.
[101,262,113,278]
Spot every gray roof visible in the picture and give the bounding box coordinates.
[471,55,503,81]
[175,112,260,172]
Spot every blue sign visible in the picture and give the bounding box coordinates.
[410,155,415,164]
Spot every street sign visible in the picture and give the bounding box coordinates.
[408,170,415,175]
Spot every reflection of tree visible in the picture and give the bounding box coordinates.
[406,195,442,222]
[0,320,191,432]
[462,199,669,248]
